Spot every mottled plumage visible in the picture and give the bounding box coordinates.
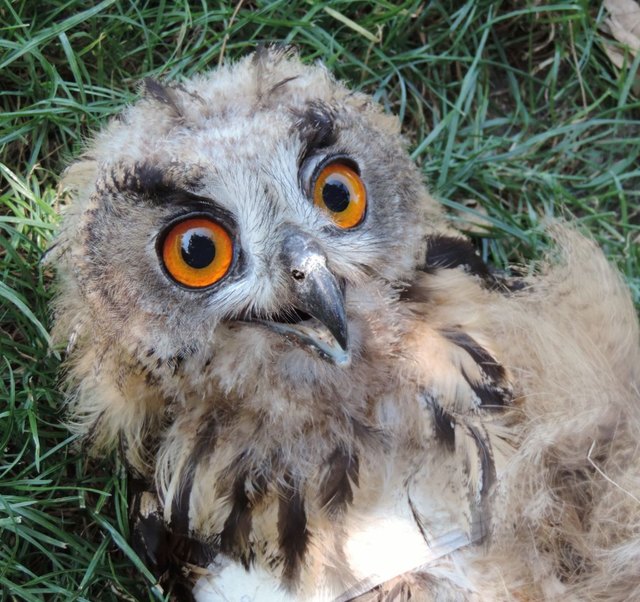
[50,48,640,601]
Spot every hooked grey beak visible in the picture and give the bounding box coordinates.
[258,226,350,366]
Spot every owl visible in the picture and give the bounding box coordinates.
[50,47,640,601]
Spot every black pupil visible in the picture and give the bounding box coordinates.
[322,178,351,213]
[181,231,215,269]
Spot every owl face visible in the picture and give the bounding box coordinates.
[57,50,439,397]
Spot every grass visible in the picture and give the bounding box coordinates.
[1,0,638,600]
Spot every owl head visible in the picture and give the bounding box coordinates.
[51,47,446,457]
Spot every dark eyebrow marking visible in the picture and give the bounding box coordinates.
[103,162,240,243]
[97,161,174,200]
[101,161,208,206]
[127,162,175,197]
[292,102,338,164]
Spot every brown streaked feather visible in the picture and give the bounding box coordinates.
[319,446,360,516]
[219,472,255,567]
[130,488,215,602]
[277,475,309,585]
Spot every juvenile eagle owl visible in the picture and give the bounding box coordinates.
[51,48,640,601]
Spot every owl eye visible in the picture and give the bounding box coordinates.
[161,217,233,288]
[313,161,367,229]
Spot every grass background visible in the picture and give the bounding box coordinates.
[1,1,639,600]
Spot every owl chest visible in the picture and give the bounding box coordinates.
[173,390,463,593]
[185,431,475,601]
[157,326,510,598]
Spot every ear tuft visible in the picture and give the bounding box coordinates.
[141,78,184,119]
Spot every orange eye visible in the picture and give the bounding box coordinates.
[161,217,233,288]
[313,162,367,229]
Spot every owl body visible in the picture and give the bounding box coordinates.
[52,49,640,601]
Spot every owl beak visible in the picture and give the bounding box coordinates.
[289,260,349,354]
[261,227,350,365]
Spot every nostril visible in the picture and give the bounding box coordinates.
[291,269,305,281]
